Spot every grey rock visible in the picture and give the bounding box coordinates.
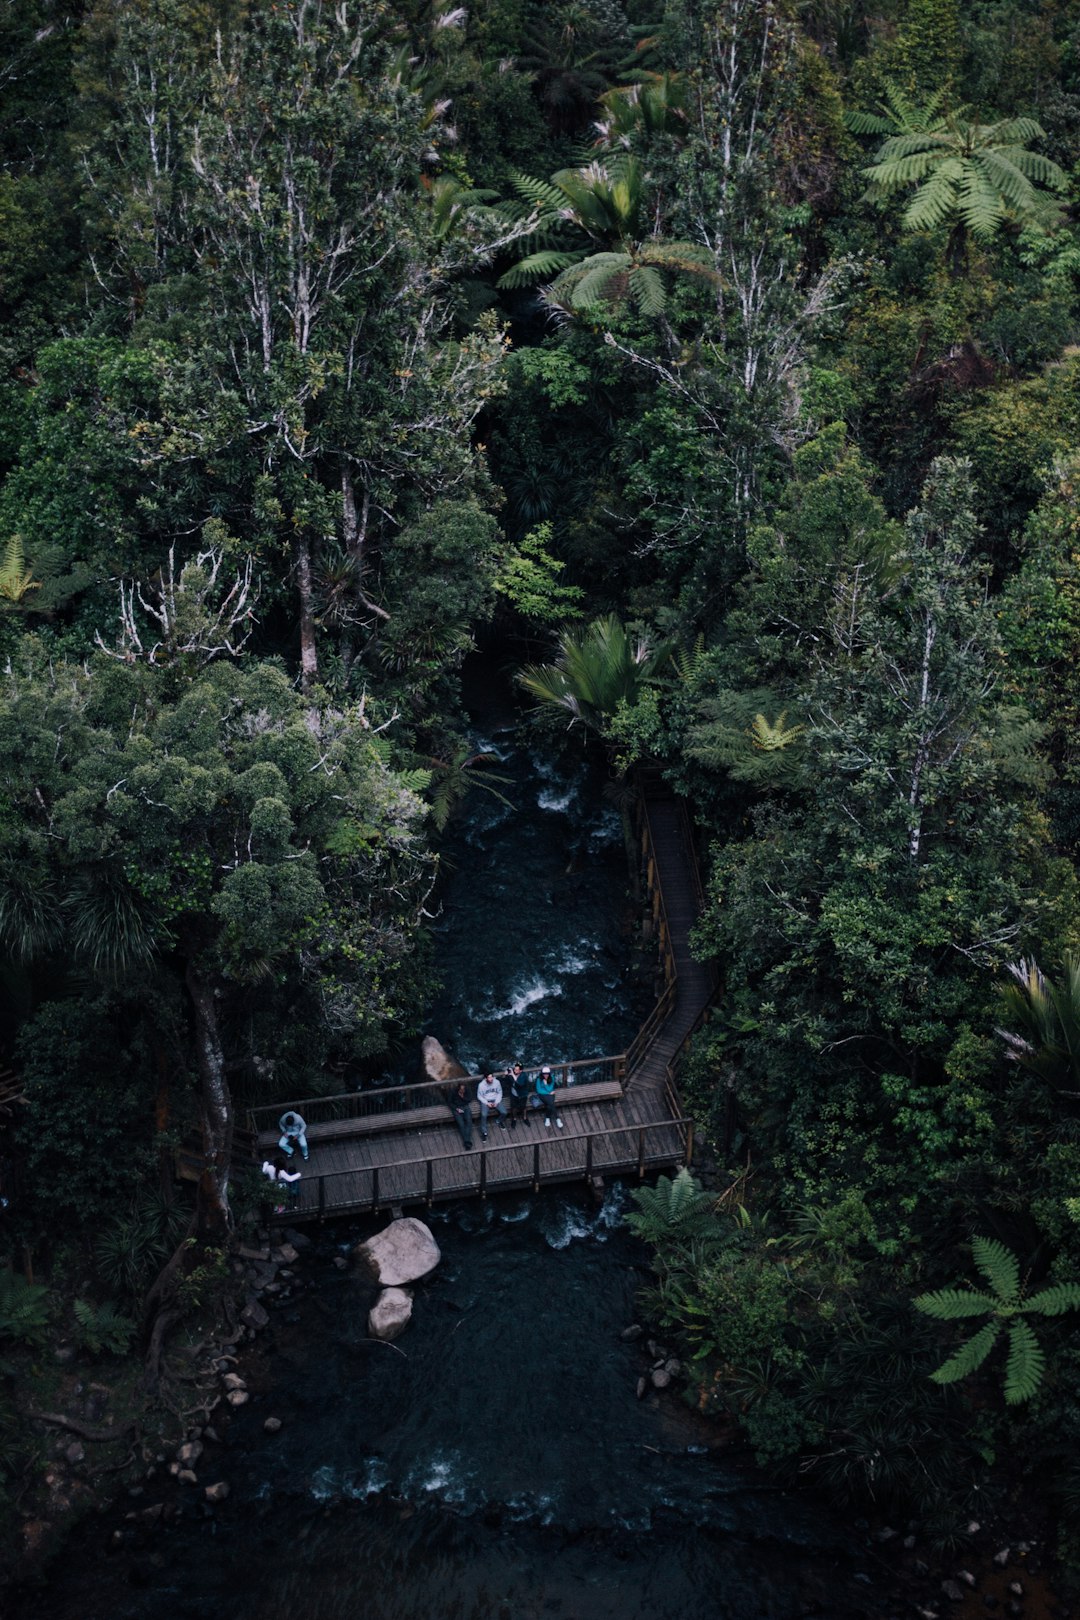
[204,1481,230,1503]
[620,1324,643,1342]
[421,1035,467,1084]
[1007,1581,1024,1598]
[942,1579,966,1601]
[635,1377,648,1400]
[663,1358,682,1378]
[356,1218,441,1287]
[650,1368,672,1390]
[238,1245,270,1262]
[993,1550,1011,1567]
[222,1372,245,1392]
[226,1389,250,1407]
[332,1256,348,1271]
[368,1286,413,1342]
[241,1299,269,1330]
[65,1442,85,1465]
[956,1570,976,1588]
[177,1440,204,1466]
[53,1346,76,1365]
[263,1417,283,1434]
[177,1468,198,1486]
[275,1243,299,1265]
[903,1535,916,1550]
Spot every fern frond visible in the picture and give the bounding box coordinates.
[1004,1318,1045,1404]
[497,250,582,289]
[971,1236,1020,1302]
[629,263,665,315]
[1022,1282,1080,1317]
[928,1320,1000,1384]
[913,1286,1000,1319]
[506,171,568,213]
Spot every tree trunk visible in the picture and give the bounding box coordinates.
[295,532,319,692]
[185,963,232,1237]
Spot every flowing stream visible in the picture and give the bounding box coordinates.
[15,673,889,1620]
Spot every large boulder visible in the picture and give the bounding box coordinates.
[421,1035,466,1084]
[368,1286,413,1342]
[355,1217,441,1286]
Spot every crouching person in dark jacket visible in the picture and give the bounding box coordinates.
[448,1080,474,1149]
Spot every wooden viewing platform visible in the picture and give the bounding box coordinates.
[250,788,716,1222]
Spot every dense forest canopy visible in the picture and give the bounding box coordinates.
[2,0,1080,1580]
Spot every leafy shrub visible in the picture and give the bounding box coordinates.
[72,1298,136,1356]
[0,1269,51,1348]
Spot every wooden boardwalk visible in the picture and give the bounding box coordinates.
[254,790,715,1222]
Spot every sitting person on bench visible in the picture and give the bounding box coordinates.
[448,1080,474,1149]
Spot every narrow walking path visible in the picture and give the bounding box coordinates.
[255,789,715,1221]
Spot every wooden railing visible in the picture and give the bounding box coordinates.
[249,1054,626,1138]
[264,1116,694,1222]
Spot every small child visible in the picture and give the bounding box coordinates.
[262,1154,302,1213]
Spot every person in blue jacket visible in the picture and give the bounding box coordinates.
[278,1109,309,1160]
[534,1066,563,1130]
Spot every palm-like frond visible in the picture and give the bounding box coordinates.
[928,1319,1000,1384]
[64,874,158,977]
[625,1167,717,1243]
[518,614,668,733]
[996,954,1080,1095]
[971,1235,1020,1302]
[913,1286,1002,1319]
[1004,1318,1045,1405]
[1022,1282,1080,1317]
[0,534,40,604]
[858,96,1067,245]
[0,862,64,961]
[497,250,582,288]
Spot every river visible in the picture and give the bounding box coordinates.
[14,676,891,1620]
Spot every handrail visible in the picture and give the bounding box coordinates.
[250,1053,627,1136]
[303,1115,696,1186]
[267,1115,696,1219]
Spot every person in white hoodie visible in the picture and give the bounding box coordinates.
[476,1071,508,1141]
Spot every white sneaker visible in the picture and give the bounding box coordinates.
[545,1119,551,1129]
[556,1118,564,1129]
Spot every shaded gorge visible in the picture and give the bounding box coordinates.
[13,685,887,1620]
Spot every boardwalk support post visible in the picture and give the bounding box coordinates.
[637,1129,645,1180]
[372,1166,380,1213]
[426,1159,433,1206]
[318,1175,326,1221]
[685,1121,694,1166]
[480,1149,488,1199]
[533,1142,540,1192]
[585,1134,593,1182]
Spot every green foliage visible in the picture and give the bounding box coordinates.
[72,1298,136,1357]
[0,1270,51,1349]
[854,83,1069,246]
[493,523,585,625]
[625,1168,717,1244]
[95,1196,188,1306]
[915,1237,1080,1404]
[518,615,670,735]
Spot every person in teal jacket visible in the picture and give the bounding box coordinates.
[535,1066,563,1130]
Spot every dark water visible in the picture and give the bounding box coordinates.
[423,713,642,1071]
[14,687,887,1620]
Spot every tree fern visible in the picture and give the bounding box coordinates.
[0,535,40,604]
[625,1167,717,1244]
[915,1236,1080,1404]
